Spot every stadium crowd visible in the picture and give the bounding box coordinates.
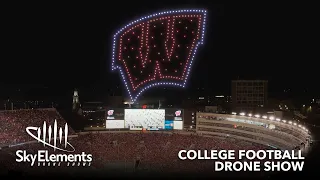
[198,115,309,147]
[0,109,74,146]
[198,115,308,138]
[0,131,269,174]
[80,132,268,173]
[0,109,286,175]
[198,122,301,146]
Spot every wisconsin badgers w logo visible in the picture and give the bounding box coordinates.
[112,9,207,102]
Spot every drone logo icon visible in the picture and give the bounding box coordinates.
[26,120,75,152]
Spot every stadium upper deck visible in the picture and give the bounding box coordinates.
[196,112,311,150]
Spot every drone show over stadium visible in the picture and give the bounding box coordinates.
[1,4,319,178]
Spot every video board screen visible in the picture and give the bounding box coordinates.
[106,120,125,129]
[165,109,183,121]
[165,120,174,130]
[124,109,165,129]
[165,109,184,130]
[173,121,183,130]
[106,108,124,120]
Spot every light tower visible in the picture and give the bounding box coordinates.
[72,89,80,111]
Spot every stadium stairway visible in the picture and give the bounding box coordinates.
[57,110,86,132]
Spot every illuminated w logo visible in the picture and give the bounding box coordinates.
[112,9,207,102]
[26,120,75,152]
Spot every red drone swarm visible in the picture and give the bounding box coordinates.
[117,14,203,91]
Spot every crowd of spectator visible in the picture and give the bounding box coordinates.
[198,115,309,148]
[0,109,285,175]
[198,115,225,121]
[199,115,309,138]
[198,127,289,150]
[0,109,74,146]
[0,131,269,174]
[198,122,300,146]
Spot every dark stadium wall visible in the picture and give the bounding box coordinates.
[183,109,194,126]
[58,110,87,132]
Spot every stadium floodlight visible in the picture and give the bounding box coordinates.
[248,113,252,117]
[276,118,281,121]
[254,114,260,118]
[262,115,268,119]
[239,112,245,116]
[269,116,275,120]
[231,112,237,115]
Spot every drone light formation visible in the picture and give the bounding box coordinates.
[112,9,207,102]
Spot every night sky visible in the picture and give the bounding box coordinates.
[2,2,318,102]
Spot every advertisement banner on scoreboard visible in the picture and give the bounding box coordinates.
[106,120,125,129]
[173,121,183,130]
[106,108,124,120]
[147,126,160,131]
[165,109,183,121]
[165,120,174,130]
[129,125,143,131]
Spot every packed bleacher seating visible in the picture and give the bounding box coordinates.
[198,114,308,138]
[1,109,299,175]
[198,122,300,145]
[197,127,289,149]
[0,109,74,146]
[197,114,310,147]
[0,132,269,174]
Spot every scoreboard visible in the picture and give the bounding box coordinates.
[105,108,184,130]
[165,109,184,130]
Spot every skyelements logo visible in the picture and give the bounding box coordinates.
[15,120,92,166]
